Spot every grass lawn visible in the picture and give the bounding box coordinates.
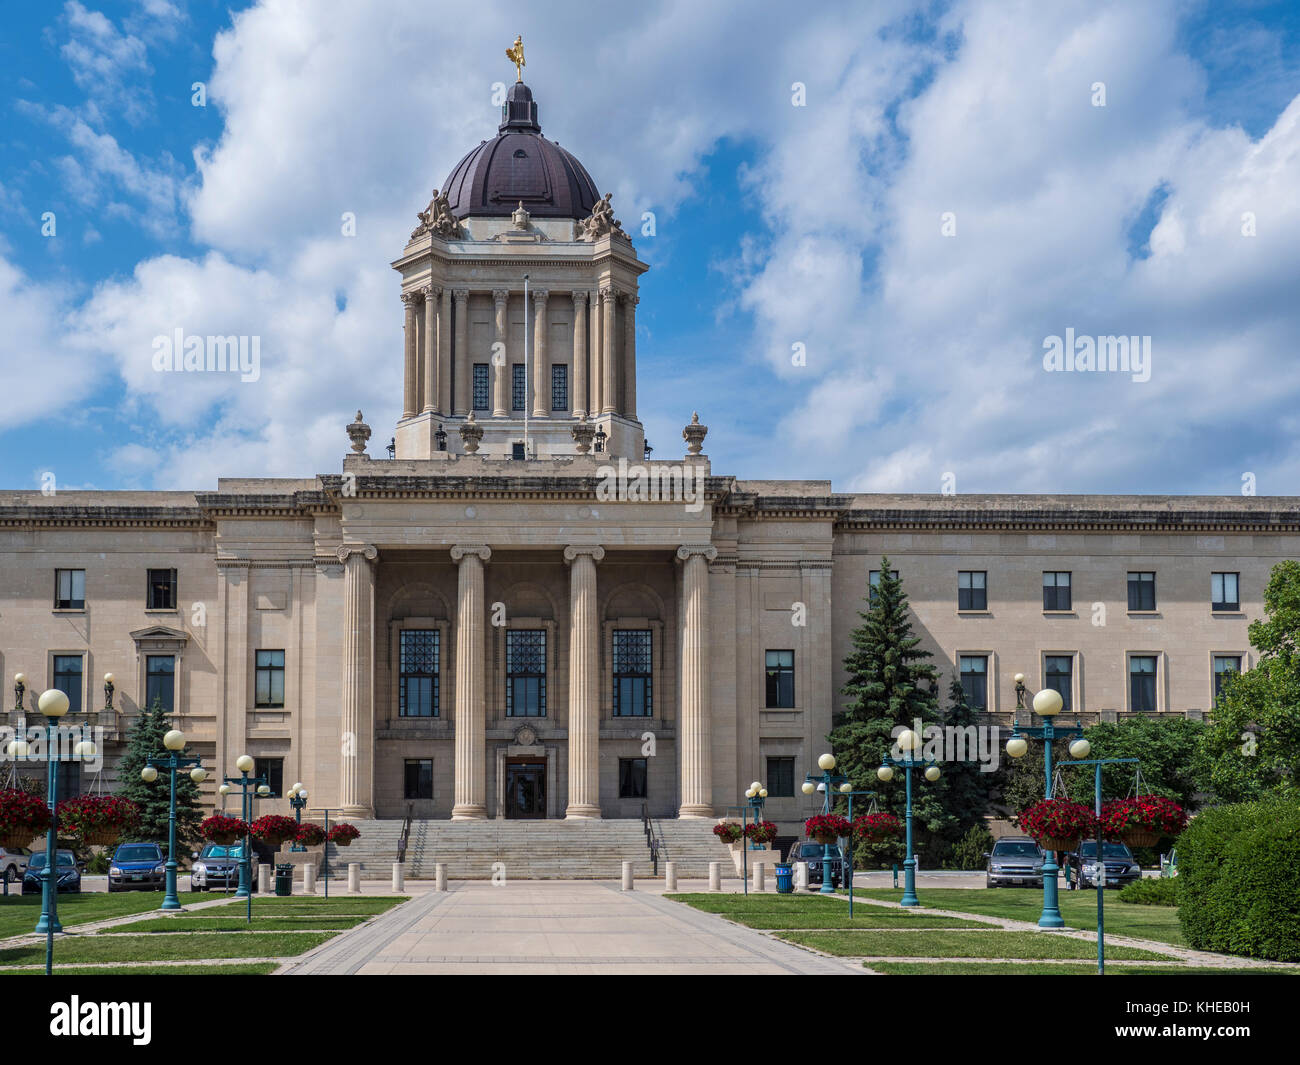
[776,929,1166,960]
[0,931,336,966]
[0,963,281,975]
[0,893,171,939]
[728,913,995,930]
[846,888,1186,946]
[123,916,369,933]
[866,961,1298,975]
[203,896,405,915]
[666,893,850,914]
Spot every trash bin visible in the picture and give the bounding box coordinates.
[275,863,293,897]
[775,863,793,894]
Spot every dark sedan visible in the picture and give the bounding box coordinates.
[787,840,845,888]
[108,843,166,892]
[22,850,81,894]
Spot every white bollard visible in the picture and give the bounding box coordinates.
[664,861,677,892]
[303,863,316,894]
[347,862,361,893]
[258,864,271,894]
[794,862,809,891]
[708,861,721,892]
[392,862,404,892]
[621,860,634,891]
[435,863,447,892]
[753,862,766,893]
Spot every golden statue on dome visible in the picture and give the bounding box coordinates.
[506,35,525,82]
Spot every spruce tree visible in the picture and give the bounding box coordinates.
[828,559,953,863]
[937,675,994,855]
[115,697,203,848]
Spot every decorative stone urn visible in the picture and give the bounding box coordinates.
[459,411,484,454]
[682,411,708,456]
[571,416,595,455]
[346,410,371,455]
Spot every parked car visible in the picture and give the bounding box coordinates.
[1160,848,1178,878]
[108,842,166,892]
[190,842,258,892]
[22,850,81,894]
[787,839,845,888]
[984,836,1044,887]
[1064,840,1142,890]
[0,847,29,885]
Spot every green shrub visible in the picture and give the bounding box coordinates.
[1178,798,1300,960]
[946,824,994,870]
[1117,876,1179,906]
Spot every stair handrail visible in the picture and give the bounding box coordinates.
[641,802,666,875]
[396,802,414,864]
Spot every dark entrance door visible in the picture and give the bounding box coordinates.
[505,761,546,819]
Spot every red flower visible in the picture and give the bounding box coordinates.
[57,796,139,839]
[712,822,743,843]
[743,820,778,845]
[296,823,327,846]
[1017,798,1096,842]
[1098,796,1187,839]
[328,823,360,844]
[199,814,248,841]
[853,812,902,843]
[0,789,52,835]
[251,814,300,845]
[804,813,852,839]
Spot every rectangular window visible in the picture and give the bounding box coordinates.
[511,441,526,461]
[1045,655,1073,713]
[254,758,284,798]
[764,650,795,708]
[1043,571,1072,611]
[146,655,175,713]
[255,650,285,708]
[472,363,490,410]
[52,654,83,714]
[57,761,82,799]
[147,568,177,610]
[55,569,85,609]
[958,571,987,611]
[1213,655,1241,704]
[404,759,433,800]
[767,757,795,798]
[551,364,568,412]
[506,630,546,717]
[618,758,648,799]
[1211,572,1239,612]
[868,569,898,608]
[612,629,652,717]
[959,655,988,710]
[1129,655,1158,712]
[1128,572,1156,611]
[511,363,526,411]
[399,630,439,717]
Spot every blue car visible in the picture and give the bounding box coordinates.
[108,842,166,892]
[22,850,81,894]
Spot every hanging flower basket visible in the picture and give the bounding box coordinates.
[853,811,902,844]
[1017,798,1096,853]
[328,823,360,847]
[712,822,743,845]
[251,814,300,848]
[1099,795,1187,848]
[200,814,248,846]
[744,820,778,846]
[805,813,851,846]
[296,823,327,847]
[0,789,52,849]
[57,795,140,847]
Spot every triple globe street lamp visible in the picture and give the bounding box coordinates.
[876,730,941,907]
[140,729,206,910]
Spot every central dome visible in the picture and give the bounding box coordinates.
[441,82,601,221]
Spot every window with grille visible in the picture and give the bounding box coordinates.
[506,630,546,716]
[255,649,285,708]
[767,757,795,797]
[472,363,489,410]
[1043,571,1071,611]
[53,654,83,713]
[1129,655,1157,711]
[612,629,652,716]
[1211,572,1239,611]
[765,650,795,708]
[1045,655,1073,712]
[55,569,85,609]
[512,363,526,411]
[399,630,439,717]
[551,364,568,411]
[959,655,988,710]
[1128,572,1156,611]
[958,571,987,610]
[147,568,177,609]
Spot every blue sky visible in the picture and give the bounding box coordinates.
[2,0,1299,495]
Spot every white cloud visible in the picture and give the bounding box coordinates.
[58,1,152,125]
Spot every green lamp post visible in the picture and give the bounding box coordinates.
[1004,673,1085,928]
[34,687,70,942]
[142,729,204,911]
[877,728,941,907]
[802,753,849,895]
[222,755,268,923]
[288,782,308,851]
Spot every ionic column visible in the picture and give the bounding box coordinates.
[422,285,439,414]
[588,290,602,416]
[601,287,617,415]
[401,293,419,419]
[677,545,717,818]
[564,545,605,819]
[623,294,638,420]
[572,291,589,418]
[451,544,491,819]
[438,285,452,415]
[531,288,549,417]
[492,289,509,418]
[452,289,469,415]
[339,544,378,818]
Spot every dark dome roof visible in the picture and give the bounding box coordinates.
[441,82,600,220]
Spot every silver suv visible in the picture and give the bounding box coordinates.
[984,836,1044,887]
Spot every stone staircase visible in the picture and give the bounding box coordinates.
[326,818,735,880]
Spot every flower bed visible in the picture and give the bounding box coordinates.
[1100,796,1188,847]
[199,814,249,845]
[328,823,360,847]
[296,823,326,847]
[712,822,743,845]
[853,811,902,844]
[744,820,778,846]
[57,795,139,846]
[1018,798,1097,851]
[251,814,300,848]
[805,813,852,844]
[0,789,52,849]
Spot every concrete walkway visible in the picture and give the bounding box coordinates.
[281,879,858,975]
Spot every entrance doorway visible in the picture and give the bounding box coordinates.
[505,761,546,819]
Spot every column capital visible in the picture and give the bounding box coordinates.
[676,545,717,563]
[532,287,549,303]
[450,544,492,563]
[563,545,605,564]
[492,289,509,306]
[421,283,442,298]
[401,291,421,306]
[598,285,616,301]
[336,544,379,563]
[571,289,589,306]
[452,287,470,302]
[620,293,639,307]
